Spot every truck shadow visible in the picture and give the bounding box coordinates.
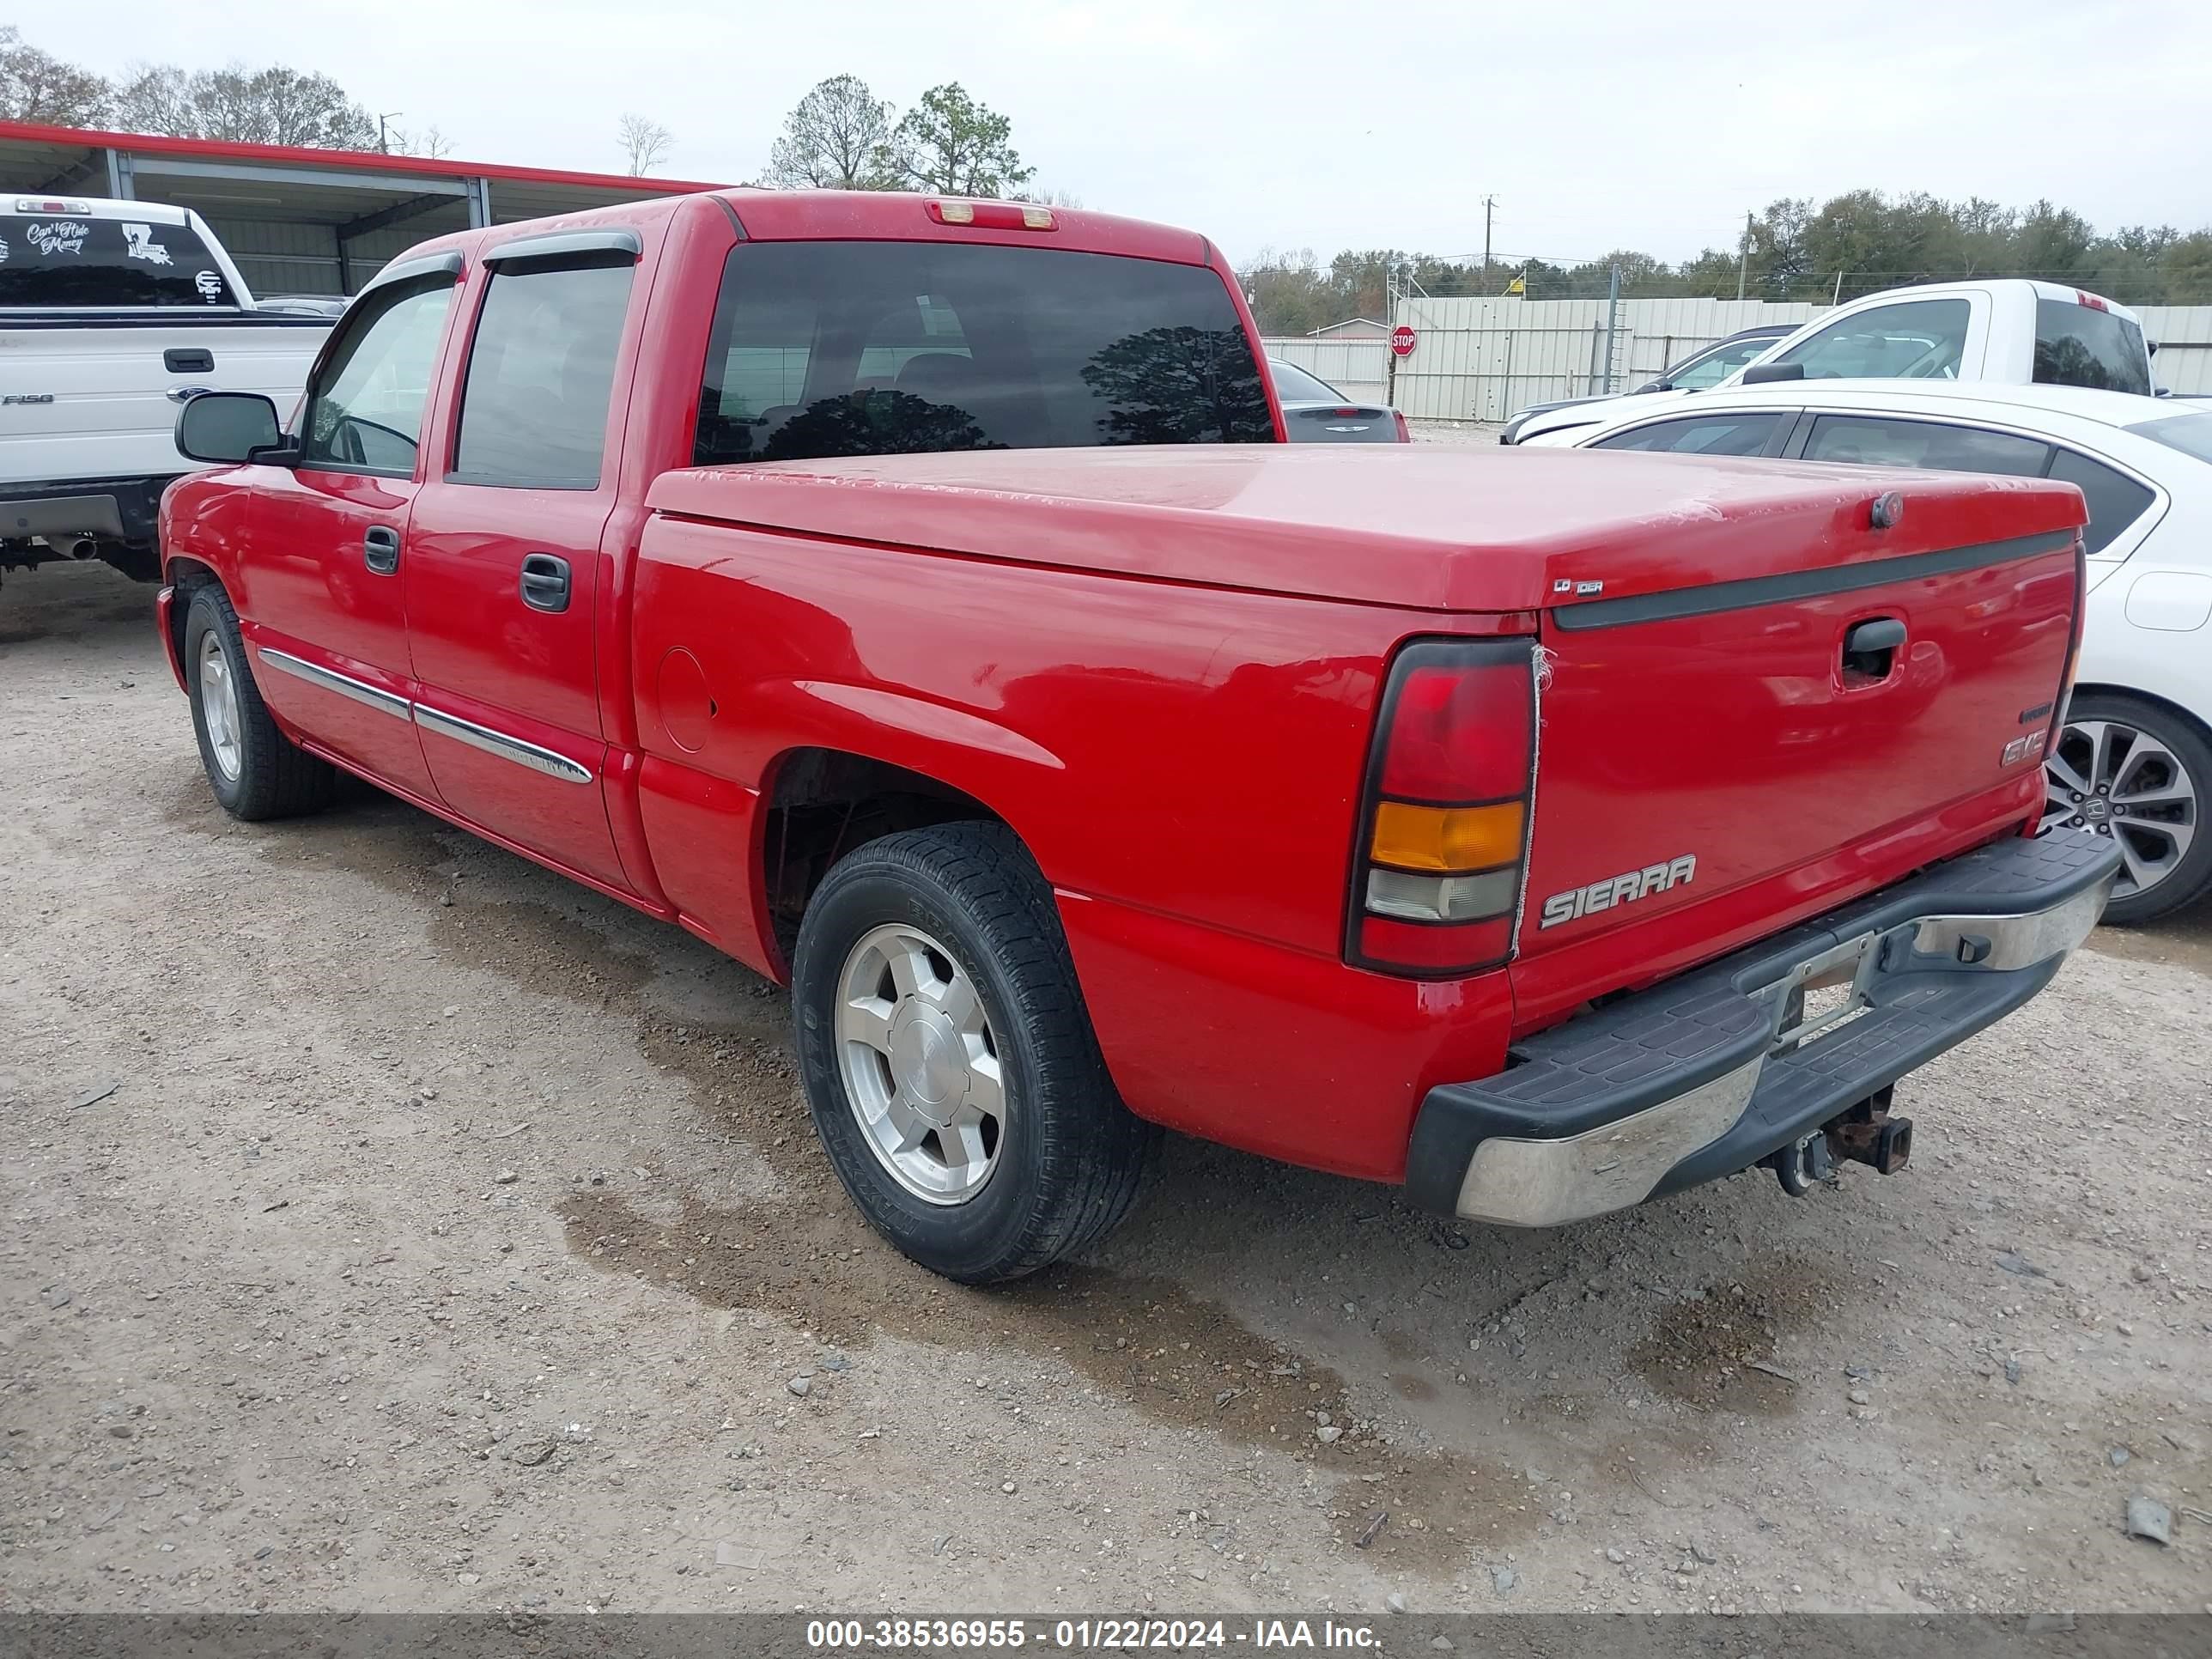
[0,561,155,646]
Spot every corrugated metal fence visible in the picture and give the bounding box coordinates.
[1267,298,2212,418]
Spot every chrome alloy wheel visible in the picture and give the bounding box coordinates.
[835,923,1005,1205]
[198,630,243,782]
[2042,717,2198,901]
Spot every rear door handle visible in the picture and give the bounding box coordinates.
[363,525,401,575]
[520,553,571,613]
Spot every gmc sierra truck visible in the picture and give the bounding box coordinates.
[2,195,331,587]
[155,189,2118,1283]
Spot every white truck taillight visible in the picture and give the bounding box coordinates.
[1346,639,1538,976]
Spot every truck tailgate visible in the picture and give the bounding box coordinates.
[1512,468,2084,1020]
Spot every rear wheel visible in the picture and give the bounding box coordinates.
[184,584,337,821]
[791,822,1157,1283]
[2041,691,2211,924]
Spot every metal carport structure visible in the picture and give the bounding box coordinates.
[0,120,729,299]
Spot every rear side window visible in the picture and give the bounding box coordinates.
[1593,412,1784,455]
[453,256,635,489]
[1799,415,2049,475]
[2046,447,2155,555]
[299,273,457,473]
[0,214,235,307]
[1663,336,1772,390]
[694,240,1273,465]
[2033,299,2150,396]
[1771,299,1971,381]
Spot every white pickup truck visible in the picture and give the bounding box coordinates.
[1505,279,2161,446]
[2,196,332,586]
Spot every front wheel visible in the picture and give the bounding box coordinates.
[183,584,337,821]
[2041,692,2211,924]
[791,822,1157,1282]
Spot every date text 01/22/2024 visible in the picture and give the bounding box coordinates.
[805,1618,1381,1649]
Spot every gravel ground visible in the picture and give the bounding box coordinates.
[3,560,2208,1616]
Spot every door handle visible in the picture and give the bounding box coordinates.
[363,525,401,575]
[520,553,571,614]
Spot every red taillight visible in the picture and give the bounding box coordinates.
[1346,639,1538,978]
[1380,658,1533,800]
[1392,410,1412,442]
[2075,289,2108,312]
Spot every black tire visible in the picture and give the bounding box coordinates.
[2052,691,2212,926]
[183,583,337,821]
[791,822,1158,1283]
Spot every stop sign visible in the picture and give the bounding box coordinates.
[1389,325,1418,357]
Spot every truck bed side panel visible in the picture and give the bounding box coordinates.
[630,517,1517,1175]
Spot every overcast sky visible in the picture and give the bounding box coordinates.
[56,0,2212,266]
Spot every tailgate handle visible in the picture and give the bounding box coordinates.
[1843,617,1906,681]
[164,348,215,374]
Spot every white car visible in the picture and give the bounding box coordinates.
[1523,380,2212,922]
[1505,279,2158,448]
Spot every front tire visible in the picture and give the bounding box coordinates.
[791,822,1157,1283]
[2042,691,2212,924]
[183,584,337,821]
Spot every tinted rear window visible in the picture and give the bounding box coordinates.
[694,241,1273,465]
[2033,297,2149,395]
[0,215,235,307]
[1270,360,1341,402]
[2123,412,2212,464]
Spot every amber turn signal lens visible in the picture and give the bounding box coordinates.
[1369,799,1525,873]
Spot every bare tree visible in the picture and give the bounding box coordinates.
[617,112,672,175]
[110,59,379,148]
[389,123,455,160]
[0,26,110,125]
[764,74,894,189]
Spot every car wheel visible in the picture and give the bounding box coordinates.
[2040,691,2212,924]
[791,822,1157,1283]
[184,584,337,821]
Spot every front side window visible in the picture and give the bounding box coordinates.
[299,274,457,473]
[1771,299,1972,381]
[2033,298,2151,395]
[1593,411,1784,455]
[1799,415,2049,476]
[2046,447,2156,555]
[1664,336,1773,391]
[452,256,635,489]
[693,240,1273,465]
[0,213,235,308]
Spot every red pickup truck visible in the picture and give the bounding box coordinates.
[157,189,2119,1283]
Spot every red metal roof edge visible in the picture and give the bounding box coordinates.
[0,118,731,195]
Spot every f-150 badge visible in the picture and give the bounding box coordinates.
[1540,854,1698,929]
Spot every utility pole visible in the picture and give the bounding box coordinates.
[1736,210,1753,301]
[377,111,402,154]
[1481,195,1496,289]
[1601,259,1622,393]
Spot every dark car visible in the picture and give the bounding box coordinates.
[1269,359,1409,442]
[1498,324,1795,443]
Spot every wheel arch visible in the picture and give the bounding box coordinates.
[754,743,1042,975]
[2068,680,2212,750]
